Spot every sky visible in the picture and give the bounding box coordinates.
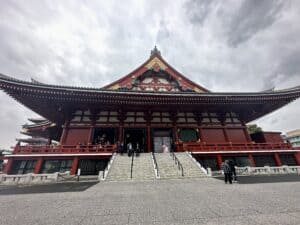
[0,0,300,149]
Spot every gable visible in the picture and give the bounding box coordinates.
[102,48,209,93]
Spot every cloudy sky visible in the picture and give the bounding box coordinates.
[1,0,300,149]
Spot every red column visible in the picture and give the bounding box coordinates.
[174,126,179,142]
[295,152,300,165]
[34,158,44,174]
[147,125,151,152]
[3,158,13,174]
[243,128,252,142]
[198,127,204,142]
[88,126,94,144]
[223,128,229,142]
[274,153,282,166]
[248,154,256,166]
[216,155,223,169]
[118,125,123,143]
[60,119,69,145]
[60,127,68,145]
[71,157,79,175]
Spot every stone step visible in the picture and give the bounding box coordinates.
[155,153,183,179]
[174,152,207,178]
[105,153,155,182]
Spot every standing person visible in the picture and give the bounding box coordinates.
[127,142,133,157]
[228,160,237,182]
[221,160,232,184]
[135,143,140,157]
[171,141,176,152]
[118,142,124,155]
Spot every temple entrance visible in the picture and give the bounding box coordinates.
[93,128,118,145]
[123,128,146,152]
[152,128,173,153]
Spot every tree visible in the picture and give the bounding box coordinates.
[247,124,262,134]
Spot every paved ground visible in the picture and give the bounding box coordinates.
[0,175,299,225]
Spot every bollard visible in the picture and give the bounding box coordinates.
[207,168,212,176]
[77,168,81,182]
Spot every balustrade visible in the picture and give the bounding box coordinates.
[13,144,117,154]
[180,142,292,152]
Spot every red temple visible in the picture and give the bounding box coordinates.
[1,47,300,175]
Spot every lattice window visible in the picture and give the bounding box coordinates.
[42,160,73,173]
[177,112,198,124]
[71,110,91,122]
[151,112,171,123]
[97,111,119,123]
[201,112,220,125]
[225,112,241,125]
[123,112,146,123]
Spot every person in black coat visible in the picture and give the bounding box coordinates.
[118,142,124,155]
[127,142,133,157]
[221,160,232,184]
[228,160,237,181]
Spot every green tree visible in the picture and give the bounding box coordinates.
[247,124,262,134]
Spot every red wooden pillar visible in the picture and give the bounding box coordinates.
[3,158,13,174]
[34,158,44,174]
[147,125,151,152]
[216,154,223,169]
[118,125,123,143]
[248,154,256,166]
[71,157,79,175]
[243,128,252,142]
[174,126,179,142]
[60,128,68,144]
[88,126,94,144]
[274,153,282,166]
[60,119,69,144]
[198,127,204,142]
[223,128,229,142]
[294,152,300,165]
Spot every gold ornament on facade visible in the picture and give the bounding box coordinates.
[145,57,168,71]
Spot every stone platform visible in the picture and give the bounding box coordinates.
[0,175,299,225]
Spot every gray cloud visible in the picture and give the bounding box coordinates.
[227,0,286,47]
[184,0,216,25]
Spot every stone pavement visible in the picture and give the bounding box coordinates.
[0,176,299,225]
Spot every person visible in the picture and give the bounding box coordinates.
[162,144,169,153]
[221,160,232,184]
[127,142,133,157]
[118,142,124,155]
[171,141,176,152]
[135,143,140,157]
[228,160,237,182]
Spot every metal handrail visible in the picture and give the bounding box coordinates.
[130,151,134,179]
[170,152,184,176]
[152,152,160,178]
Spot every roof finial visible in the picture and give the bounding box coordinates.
[150,45,161,57]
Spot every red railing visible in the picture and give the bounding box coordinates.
[177,142,293,152]
[11,142,296,154]
[13,144,117,154]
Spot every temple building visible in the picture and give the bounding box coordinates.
[0,47,300,175]
[285,129,300,148]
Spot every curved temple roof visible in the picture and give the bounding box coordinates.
[0,48,300,123]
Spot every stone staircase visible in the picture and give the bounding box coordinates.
[105,152,207,182]
[155,153,183,179]
[131,153,155,181]
[174,152,207,178]
[105,153,155,181]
